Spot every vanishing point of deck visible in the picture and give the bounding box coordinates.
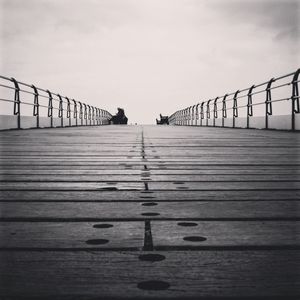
[0,125,299,299]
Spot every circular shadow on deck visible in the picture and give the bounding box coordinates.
[178,222,198,227]
[141,202,158,206]
[138,254,166,262]
[85,239,109,245]
[141,212,160,216]
[183,236,207,242]
[137,280,170,291]
[93,224,114,229]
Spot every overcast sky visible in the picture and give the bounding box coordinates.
[0,0,299,124]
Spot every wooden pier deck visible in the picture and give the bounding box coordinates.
[0,125,299,299]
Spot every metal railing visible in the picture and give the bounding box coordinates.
[169,68,300,130]
[0,75,112,129]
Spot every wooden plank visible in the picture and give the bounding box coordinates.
[1,157,299,163]
[143,148,300,154]
[1,147,298,155]
[1,190,299,201]
[1,221,298,249]
[151,220,300,248]
[1,163,299,169]
[0,182,145,190]
[1,143,298,149]
[0,251,299,299]
[1,174,299,182]
[0,170,145,175]
[1,201,299,220]
[140,141,299,146]
[0,222,144,249]
[1,146,299,153]
[0,168,299,175]
[1,164,298,170]
[147,181,300,190]
[1,181,298,190]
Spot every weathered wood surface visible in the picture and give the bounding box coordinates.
[1,251,300,299]
[1,181,299,190]
[151,220,300,248]
[0,125,299,299]
[1,201,299,220]
[1,190,299,201]
[1,221,299,249]
[2,174,299,181]
[1,168,299,174]
[0,222,144,249]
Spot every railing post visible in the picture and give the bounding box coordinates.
[83,103,87,126]
[79,102,83,125]
[66,97,71,127]
[11,78,21,129]
[87,105,91,126]
[222,94,228,128]
[91,106,95,126]
[213,97,218,127]
[46,90,53,128]
[73,100,78,126]
[104,110,107,124]
[200,102,204,126]
[96,108,100,125]
[31,85,39,128]
[265,78,275,129]
[195,104,200,126]
[206,100,211,126]
[186,107,188,125]
[58,94,63,127]
[192,105,196,125]
[233,90,239,128]
[180,110,182,125]
[291,69,300,131]
[247,85,255,129]
[101,109,103,125]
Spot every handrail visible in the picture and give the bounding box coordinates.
[0,75,112,129]
[168,68,300,131]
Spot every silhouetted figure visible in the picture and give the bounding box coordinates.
[156,114,169,125]
[110,108,128,124]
